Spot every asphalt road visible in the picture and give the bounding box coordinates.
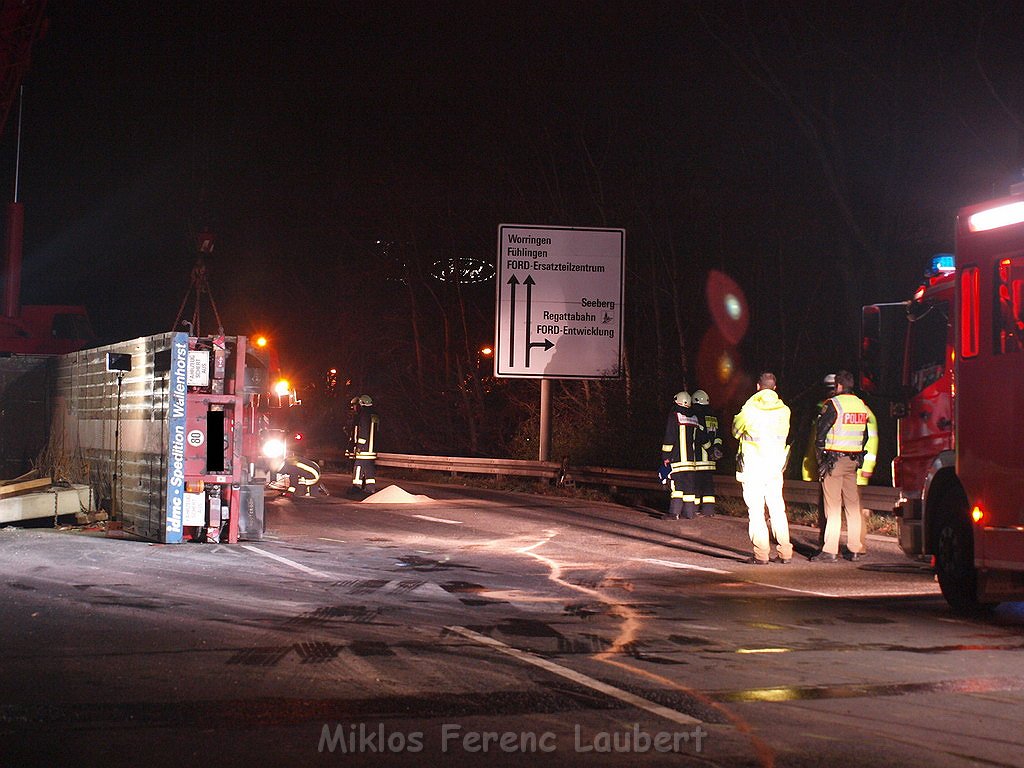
[1,474,1022,768]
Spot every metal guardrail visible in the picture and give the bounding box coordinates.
[375,453,901,513]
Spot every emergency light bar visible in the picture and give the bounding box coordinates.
[967,200,1024,232]
[926,253,955,276]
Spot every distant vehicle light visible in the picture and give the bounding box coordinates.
[480,346,493,357]
[971,505,985,524]
[293,432,303,441]
[255,336,268,348]
[273,379,291,397]
[967,200,1024,232]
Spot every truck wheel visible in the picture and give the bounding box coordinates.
[934,490,980,613]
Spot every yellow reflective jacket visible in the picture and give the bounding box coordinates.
[803,397,878,484]
[731,389,791,482]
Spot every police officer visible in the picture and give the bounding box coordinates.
[348,394,379,495]
[691,390,722,517]
[731,372,794,564]
[811,370,876,562]
[661,391,702,520]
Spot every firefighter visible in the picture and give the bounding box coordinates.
[691,389,722,517]
[731,372,794,564]
[348,394,379,495]
[270,456,324,497]
[811,369,876,562]
[661,391,702,520]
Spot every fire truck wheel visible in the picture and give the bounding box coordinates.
[934,490,981,613]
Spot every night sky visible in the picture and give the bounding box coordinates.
[4,2,1024,421]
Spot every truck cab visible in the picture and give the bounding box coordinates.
[862,195,1024,610]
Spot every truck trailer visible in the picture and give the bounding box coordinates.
[10,330,280,542]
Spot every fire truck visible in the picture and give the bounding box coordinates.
[862,191,1024,610]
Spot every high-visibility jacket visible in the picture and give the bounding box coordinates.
[350,406,379,460]
[731,389,791,482]
[816,393,874,456]
[857,408,878,482]
[692,403,722,471]
[805,397,878,483]
[661,404,702,472]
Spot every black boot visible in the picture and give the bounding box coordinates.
[666,498,683,520]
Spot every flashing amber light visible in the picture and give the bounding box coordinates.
[971,506,985,524]
[968,200,1024,232]
[480,346,493,357]
[185,480,205,493]
[255,336,268,348]
[273,379,291,397]
[329,368,337,374]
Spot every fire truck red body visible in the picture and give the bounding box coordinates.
[863,191,1024,609]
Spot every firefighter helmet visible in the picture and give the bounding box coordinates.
[692,390,709,406]
[357,394,373,406]
[673,391,692,408]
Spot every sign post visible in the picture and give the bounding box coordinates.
[495,225,625,459]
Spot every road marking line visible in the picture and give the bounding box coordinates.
[240,544,333,579]
[638,557,936,599]
[758,583,939,599]
[757,583,838,597]
[411,514,463,525]
[636,557,731,574]
[447,625,701,726]
[317,537,347,543]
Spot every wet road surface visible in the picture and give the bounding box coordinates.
[1,475,1022,767]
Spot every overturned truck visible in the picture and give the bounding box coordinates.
[3,331,272,542]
